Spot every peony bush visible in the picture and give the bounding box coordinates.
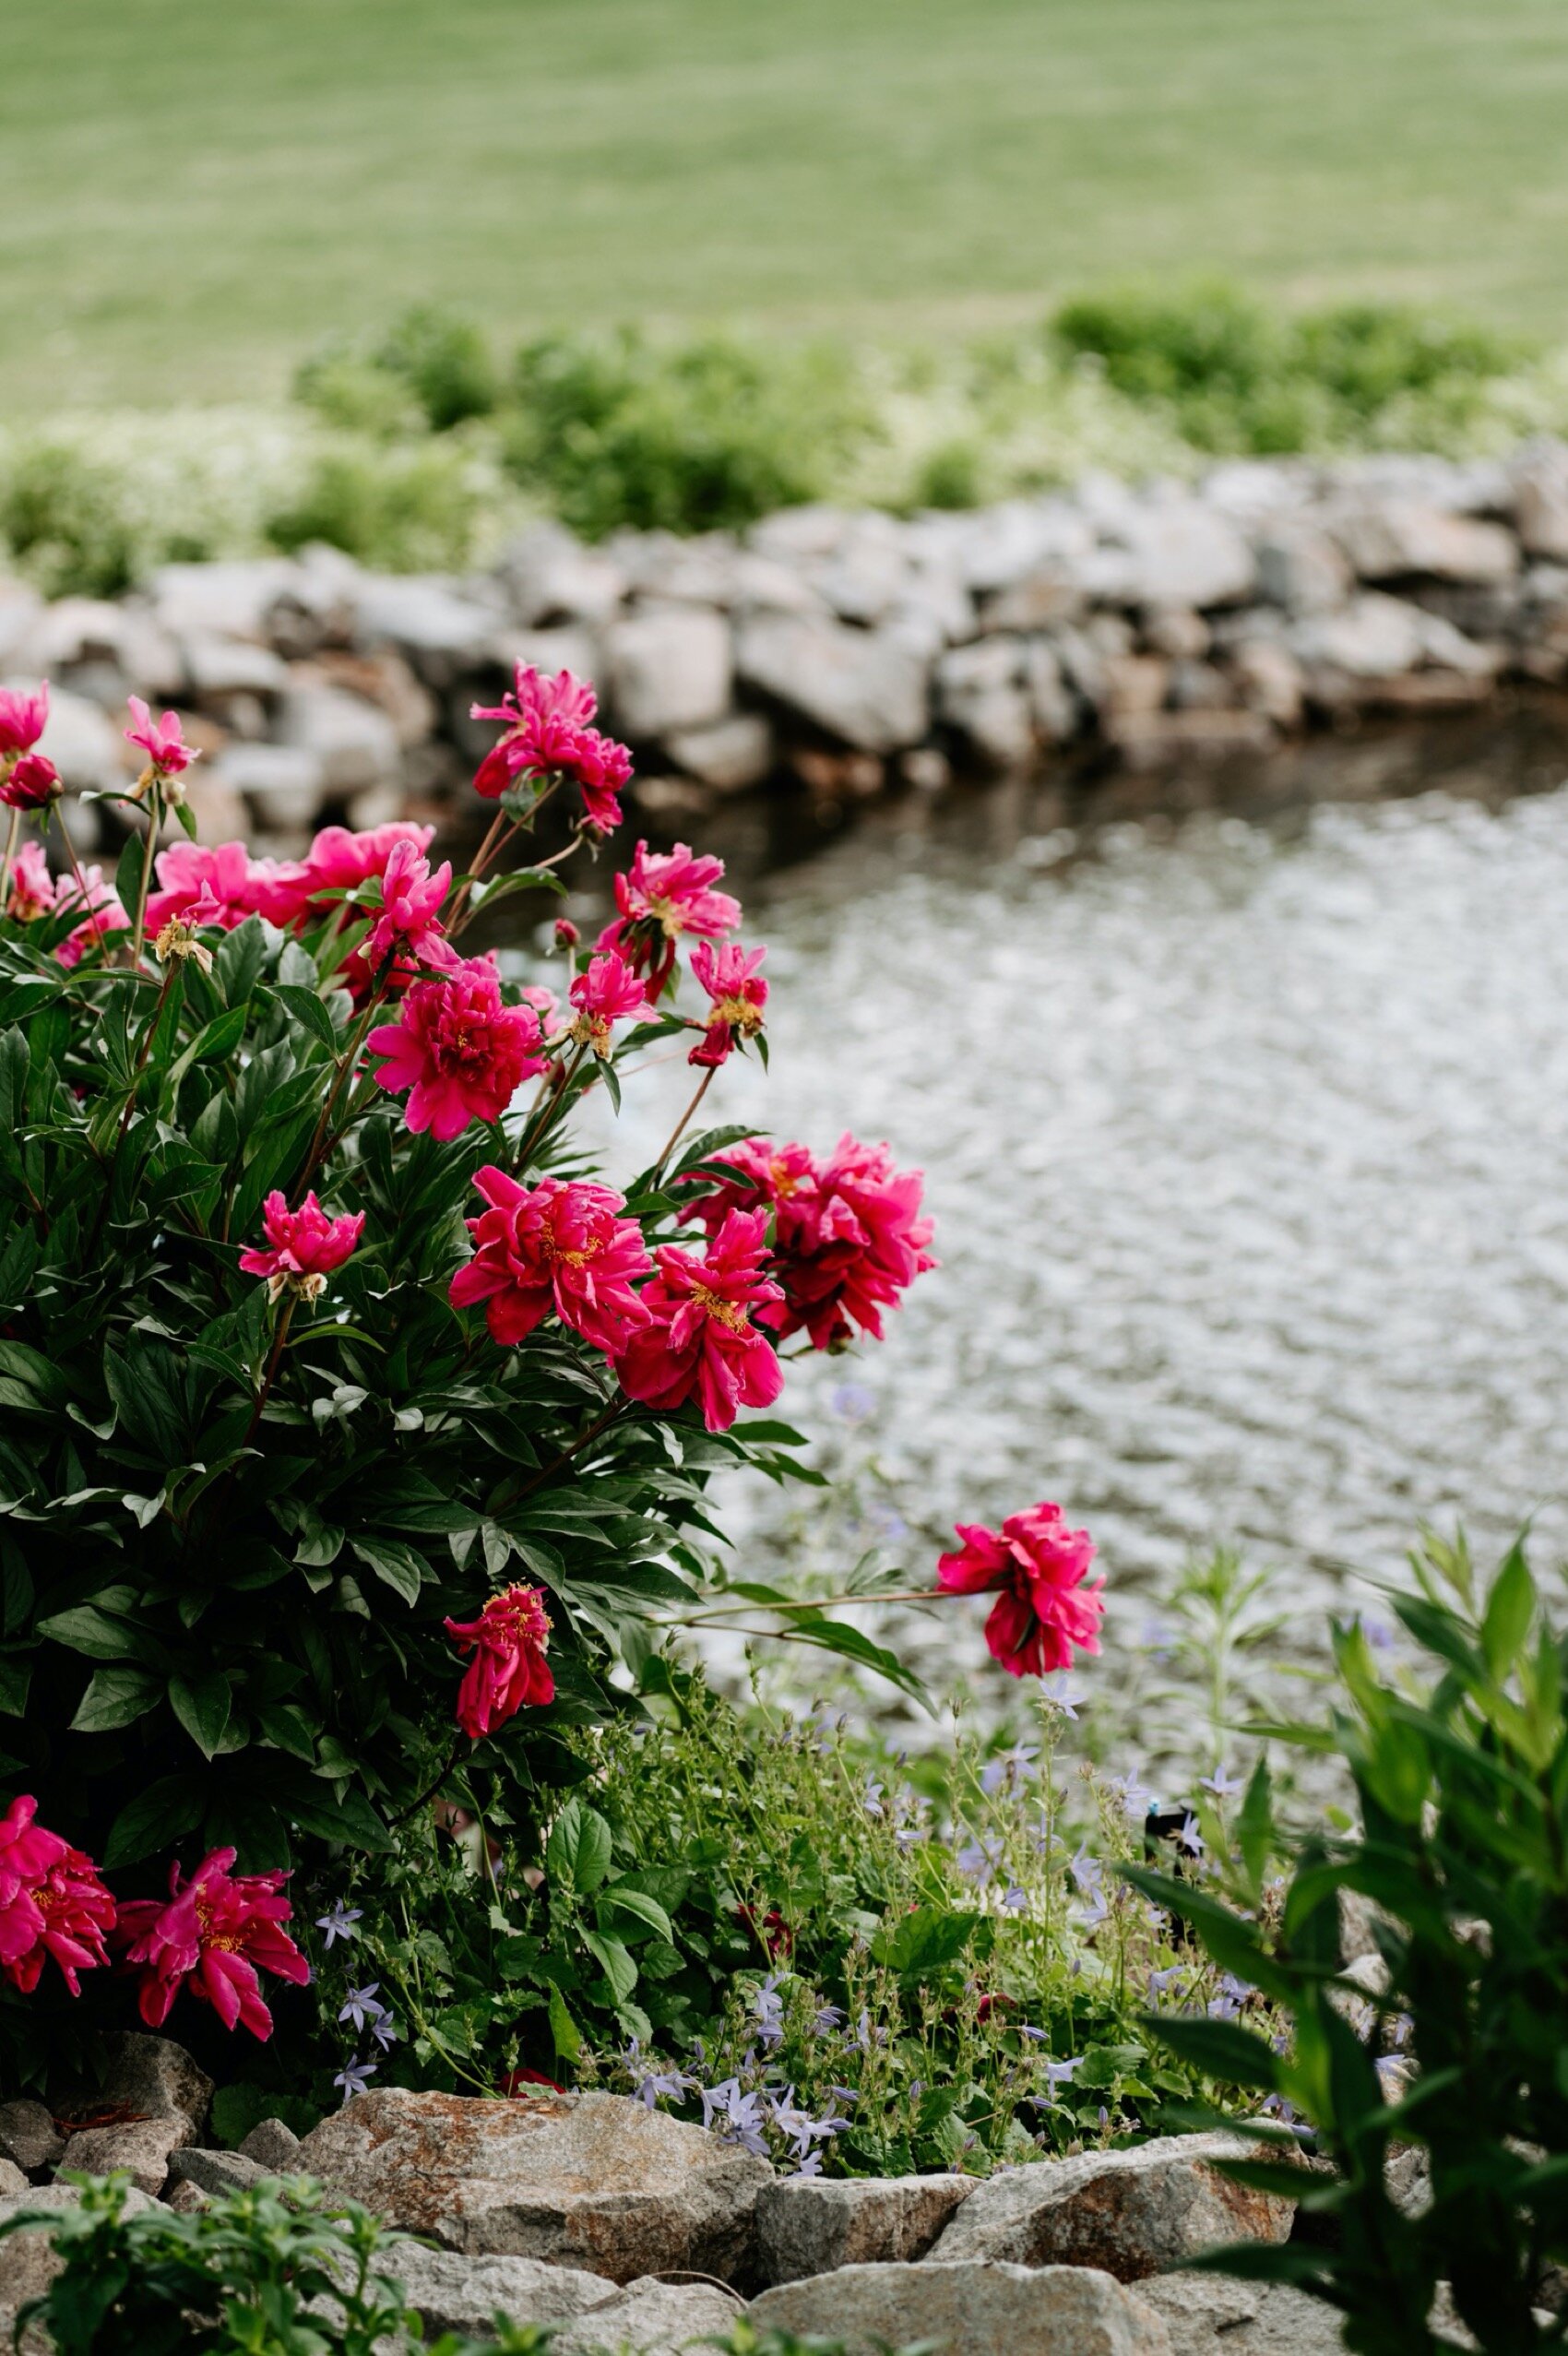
[0,665,1104,2095]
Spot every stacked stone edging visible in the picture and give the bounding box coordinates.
[8,440,1568,863]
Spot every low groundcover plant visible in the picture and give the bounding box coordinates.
[0,662,1114,2111]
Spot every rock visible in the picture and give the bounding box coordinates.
[1288,592,1429,679]
[237,2117,303,2171]
[938,500,1095,598]
[58,2112,196,2196]
[898,745,953,791]
[148,560,301,643]
[500,524,627,629]
[1385,2143,1431,2218]
[1168,660,1235,710]
[1099,654,1170,719]
[167,2148,269,2200]
[180,633,291,704]
[747,504,852,563]
[0,2159,26,2197]
[551,2276,747,2353]
[790,747,885,802]
[386,2245,610,2338]
[1328,500,1518,587]
[1107,504,1257,610]
[305,649,438,748]
[1110,709,1274,770]
[182,767,251,847]
[934,637,1036,767]
[980,565,1087,634]
[30,686,127,790]
[737,613,929,754]
[664,712,774,791]
[932,2132,1296,2281]
[214,743,330,827]
[0,2101,65,2178]
[265,543,363,658]
[1511,445,1568,562]
[1357,670,1496,714]
[278,683,401,792]
[295,2088,769,2284]
[12,596,131,673]
[1253,524,1356,616]
[0,581,46,668]
[1142,606,1211,660]
[1229,639,1305,728]
[604,605,732,738]
[353,576,501,685]
[0,2186,150,2355]
[751,2259,1171,2355]
[101,2032,214,2128]
[1026,640,1077,739]
[757,2172,974,2284]
[1141,2273,1346,2351]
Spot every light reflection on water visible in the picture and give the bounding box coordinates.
[573,773,1568,1729]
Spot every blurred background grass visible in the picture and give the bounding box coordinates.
[6,0,1568,412]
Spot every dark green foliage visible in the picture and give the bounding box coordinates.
[373,307,503,434]
[1051,282,1521,455]
[266,444,481,571]
[0,444,142,599]
[500,330,872,540]
[1131,1531,1568,2356]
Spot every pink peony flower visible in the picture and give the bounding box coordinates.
[144,839,303,936]
[299,821,437,905]
[115,1849,309,2040]
[445,1583,554,1738]
[6,840,54,922]
[368,959,548,1140]
[937,1504,1103,1678]
[53,865,129,969]
[125,696,199,779]
[0,1796,115,1999]
[239,1190,365,1303]
[363,837,452,971]
[0,682,48,757]
[470,665,633,834]
[679,1133,935,1351]
[448,1167,650,1355]
[568,950,647,1057]
[614,1208,784,1432]
[0,753,61,812]
[687,940,767,1068]
[596,840,741,999]
[553,917,580,948]
[520,981,561,1032]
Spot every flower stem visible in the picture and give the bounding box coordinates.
[653,1066,714,1178]
[504,1396,634,1507]
[445,811,515,934]
[0,810,18,910]
[129,782,163,964]
[511,1040,586,1173]
[53,805,97,919]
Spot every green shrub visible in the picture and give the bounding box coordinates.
[266,441,484,571]
[0,442,142,599]
[500,330,870,539]
[374,306,503,433]
[1130,1529,1568,2355]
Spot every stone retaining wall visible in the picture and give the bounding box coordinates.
[7,442,1568,862]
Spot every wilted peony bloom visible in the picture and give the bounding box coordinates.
[0,681,48,757]
[445,1583,554,1737]
[363,838,452,970]
[0,1796,115,1999]
[369,958,548,1139]
[614,1208,784,1432]
[449,1167,650,1354]
[240,1190,365,1303]
[115,1849,310,2040]
[0,753,61,811]
[687,940,768,1067]
[125,696,200,790]
[53,865,129,969]
[680,1133,935,1351]
[568,950,647,1057]
[937,1504,1103,1678]
[6,840,54,922]
[596,840,741,999]
[470,665,633,834]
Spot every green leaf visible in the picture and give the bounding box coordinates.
[38,1604,163,1667]
[350,1535,426,1606]
[546,1799,613,1896]
[168,1671,232,1760]
[598,1885,673,1944]
[114,835,147,924]
[1480,1538,1535,1680]
[70,1664,160,1733]
[104,1774,204,1869]
[269,983,339,1052]
[871,1903,976,1979]
[548,1984,581,2063]
[279,1780,393,1853]
[581,1928,637,2004]
[1143,2012,1283,2090]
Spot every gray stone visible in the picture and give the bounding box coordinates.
[12,596,131,672]
[1025,639,1077,739]
[1328,500,1518,586]
[980,565,1087,634]
[296,2088,769,2284]
[181,632,290,702]
[758,2172,974,2284]
[1288,592,1429,679]
[665,712,774,791]
[552,2276,747,2354]
[352,576,500,684]
[737,613,929,753]
[1141,2273,1346,2352]
[101,2031,214,2127]
[1408,607,1501,675]
[237,2116,303,2171]
[604,604,732,738]
[148,559,301,643]
[380,2245,612,2338]
[0,2101,65,2178]
[1512,445,1568,563]
[278,682,401,791]
[932,2132,1296,2281]
[0,2159,26,2196]
[214,742,330,827]
[1107,504,1258,609]
[747,504,852,563]
[935,637,1036,767]
[167,2147,269,2199]
[500,524,627,628]
[1254,523,1356,616]
[265,542,363,657]
[1142,605,1212,659]
[58,2111,196,2196]
[752,2259,1171,2355]
[946,500,1096,597]
[726,550,832,615]
[30,685,127,789]
[0,2186,152,2355]
[0,581,47,669]
[1230,638,1305,727]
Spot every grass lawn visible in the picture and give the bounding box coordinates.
[5,0,1568,411]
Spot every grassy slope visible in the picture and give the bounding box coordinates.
[3,0,1568,411]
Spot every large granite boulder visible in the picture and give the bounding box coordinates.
[386,2245,611,2338]
[1142,2273,1346,2351]
[756,2171,974,2283]
[295,2088,769,2284]
[931,2132,1296,2281]
[751,2258,1171,2354]
[736,612,930,753]
[552,2275,747,2353]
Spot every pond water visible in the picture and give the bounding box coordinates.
[562,715,1568,1730]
